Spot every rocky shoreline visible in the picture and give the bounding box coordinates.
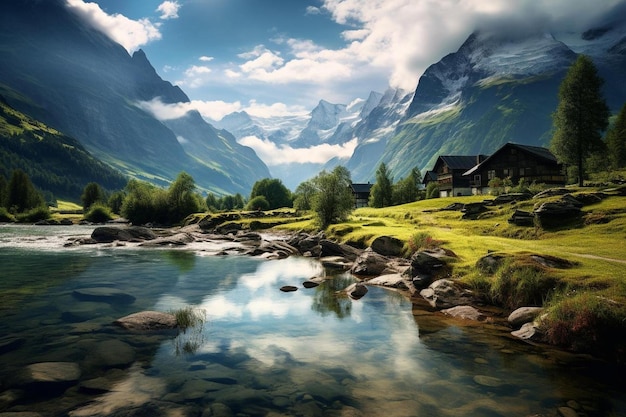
[63,217,553,347]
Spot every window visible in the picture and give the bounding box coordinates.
[519,168,525,176]
[503,169,510,177]
[487,170,496,180]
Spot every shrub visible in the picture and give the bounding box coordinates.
[245,195,270,211]
[16,205,50,223]
[0,207,15,222]
[489,260,560,309]
[405,232,443,256]
[84,202,114,223]
[543,292,626,359]
[171,306,206,331]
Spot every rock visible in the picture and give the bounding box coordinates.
[342,283,368,300]
[0,336,25,354]
[72,287,136,304]
[350,249,390,276]
[475,253,505,274]
[280,286,298,292]
[473,375,504,387]
[534,200,582,229]
[419,279,475,309]
[370,235,405,257]
[302,280,320,288]
[493,193,532,204]
[366,274,409,290]
[530,254,574,269]
[557,406,580,417]
[319,256,353,270]
[319,239,361,261]
[403,249,453,289]
[508,307,543,328]
[114,311,178,331]
[0,412,43,417]
[441,305,486,321]
[198,213,241,231]
[92,340,136,368]
[511,322,544,342]
[0,389,26,410]
[508,210,535,226]
[533,188,570,199]
[16,362,81,386]
[90,226,156,243]
[461,202,488,219]
[139,232,195,247]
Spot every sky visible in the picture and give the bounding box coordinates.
[65,0,626,124]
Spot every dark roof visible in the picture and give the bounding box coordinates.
[422,170,437,184]
[463,143,558,176]
[435,155,480,171]
[350,183,373,193]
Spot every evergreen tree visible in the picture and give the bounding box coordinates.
[606,103,626,169]
[369,162,393,208]
[311,166,354,229]
[392,167,422,205]
[6,169,44,213]
[81,182,104,211]
[550,55,610,186]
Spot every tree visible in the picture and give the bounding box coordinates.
[551,55,610,186]
[250,178,292,209]
[369,162,393,208]
[5,169,45,213]
[168,172,202,222]
[606,102,626,170]
[425,182,439,199]
[245,195,270,211]
[311,166,354,229]
[392,167,422,205]
[81,182,104,211]
[293,180,316,211]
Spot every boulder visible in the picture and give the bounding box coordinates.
[475,253,505,274]
[91,226,156,243]
[441,305,486,321]
[91,340,136,368]
[533,200,582,229]
[461,202,488,219]
[511,322,544,342]
[343,283,368,300]
[16,362,81,386]
[508,210,534,226]
[198,213,241,231]
[507,307,543,328]
[319,239,361,261]
[493,193,532,204]
[72,287,136,304]
[403,249,453,289]
[350,249,390,276]
[419,279,475,309]
[139,232,195,247]
[280,286,298,292]
[370,235,405,257]
[366,274,409,290]
[114,311,177,331]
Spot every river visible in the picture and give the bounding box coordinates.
[0,224,624,417]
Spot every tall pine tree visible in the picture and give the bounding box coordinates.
[369,162,393,208]
[551,55,610,186]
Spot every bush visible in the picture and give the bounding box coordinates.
[543,292,626,359]
[16,205,50,223]
[0,207,15,222]
[489,260,560,309]
[405,232,443,256]
[84,202,114,223]
[245,195,270,211]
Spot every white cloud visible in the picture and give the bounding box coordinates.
[199,56,214,62]
[65,0,161,53]
[305,6,322,15]
[180,65,213,88]
[156,1,180,20]
[237,136,358,165]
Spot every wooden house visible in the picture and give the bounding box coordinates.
[463,143,566,194]
[350,183,373,208]
[429,155,486,197]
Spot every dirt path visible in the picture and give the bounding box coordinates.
[569,253,626,265]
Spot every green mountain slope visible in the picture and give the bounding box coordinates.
[0,94,127,200]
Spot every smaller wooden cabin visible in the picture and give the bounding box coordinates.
[429,155,485,197]
[463,143,566,194]
[350,183,373,208]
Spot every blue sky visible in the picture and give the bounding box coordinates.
[67,0,625,122]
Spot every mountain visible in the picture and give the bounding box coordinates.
[0,96,127,200]
[359,18,626,181]
[0,0,269,196]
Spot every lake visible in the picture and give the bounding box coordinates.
[0,224,625,417]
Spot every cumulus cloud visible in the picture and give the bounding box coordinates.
[156,1,180,20]
[237,136,358,165]
[65,0,161,53]
[199,56,214,62]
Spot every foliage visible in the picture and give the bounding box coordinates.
[405,231,443,256]
[245,195,270,211]
[84,202,114,223]
[543,292,626,359]
[392,167,422,205]
[81,182,105,211]
[121,179,169,225]
[606,102,626,170]
[293,180,316,211]
[15,205,50,223]
[167,172,204,221]
[550,55,610,186]
[310,166,354,229]
[206,192,245,211]
[488,176,513,195]
[425,182,439,199]
[489,259,561,310]
[0,206,15,222]
[369,162,393,208]
[171,306,207,331]
[107,190,125,215]
[249,178,292,209]
[5,169,45,213]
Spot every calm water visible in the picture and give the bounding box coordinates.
[0,225,625,417]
